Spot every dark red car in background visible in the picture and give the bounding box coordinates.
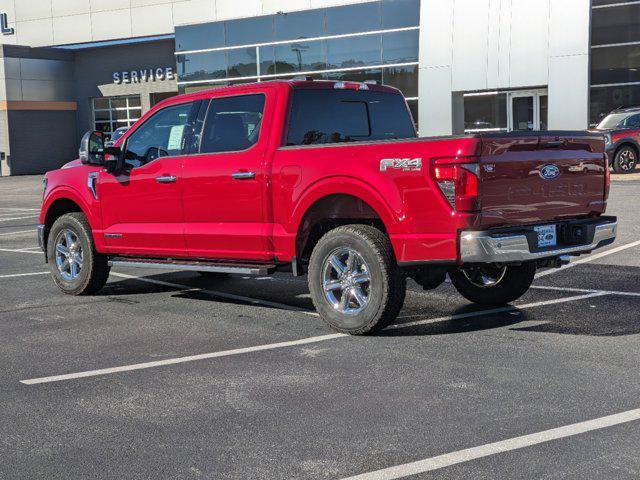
[596,107,640,173]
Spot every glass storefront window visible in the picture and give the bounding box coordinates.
[177,51,227,83]
[92,95,142,137]
[383,65,418,97]
[274,41,326,74]
[325,2,382,35]
[326,35,382,69]
[274,10,324,41]
[592,44,640,85]
[323,68,383,84]
[227,48,259,78]
[590,85,640,125]
[382,30,419,64]
[464,94,508,131]
[175,22,225,52]
[225,16,274,47]
[382,0,420,29]
[174,2,420,111]
[592,3,640,46]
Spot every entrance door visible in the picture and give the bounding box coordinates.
[508,90,548,132]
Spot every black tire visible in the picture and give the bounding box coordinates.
[613,145,638,174]
[47,212,110,295]
[308,225,406,335]
[449,263,536,306]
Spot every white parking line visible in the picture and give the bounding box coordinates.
[390,292,608,329]
[20,292,607,385]
[340,408,640,480]
[20,333,348,385]
[536,239,640,278]
[0,207,39,211]
[0,215,39,222]
[531,284,640,298]
[0,230,35,236]
[0,271,48,279]
[0,247,42,254]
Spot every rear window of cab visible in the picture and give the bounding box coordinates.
[286,89,416,146]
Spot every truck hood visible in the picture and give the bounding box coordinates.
[61,158,83,169]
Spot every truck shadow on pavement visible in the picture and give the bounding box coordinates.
[102,269,640,338]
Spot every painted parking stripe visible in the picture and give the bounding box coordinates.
[532,284,640,298]
[0,230,36,236]
[20,333,348,385]
[0,207,39,211]
[0,215,39,222]
[536,239,640,278]
[0,271,48,279]
[340,408,640,480]
[0,247,42,254]
[20,292,608,385]
[390,292,608,329]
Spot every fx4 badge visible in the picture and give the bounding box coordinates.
[380,158,422,172]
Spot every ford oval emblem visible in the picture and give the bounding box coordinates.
[539,164,560,180]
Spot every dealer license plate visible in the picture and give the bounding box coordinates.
[535,224,557,248]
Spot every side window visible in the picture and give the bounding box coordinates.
[200,94,266,154]
[624,114,640,128]
[124,102,195,169]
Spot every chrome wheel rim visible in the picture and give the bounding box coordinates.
[461,265,507,288]
[54,228,83,281]
[619,149,637,171]
[322,248,371,315]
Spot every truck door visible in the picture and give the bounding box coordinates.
[182,92,272,261]
[98,100,199,257]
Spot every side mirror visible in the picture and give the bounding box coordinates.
[79,131,106,165]
[103,146,122,174]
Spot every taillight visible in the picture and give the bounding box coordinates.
[604,153,611,201]
[431,158,480,212]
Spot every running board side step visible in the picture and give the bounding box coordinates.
[108,257,277,276]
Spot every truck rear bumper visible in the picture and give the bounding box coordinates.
[460,216,617,264]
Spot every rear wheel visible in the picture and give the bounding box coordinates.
[47,213,110,295]
[613,145,638,174]
[308,225,406,335]
[449,263,536,306]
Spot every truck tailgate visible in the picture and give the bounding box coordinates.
[478,131,607,227]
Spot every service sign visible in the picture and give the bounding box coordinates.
[113,67,175,84]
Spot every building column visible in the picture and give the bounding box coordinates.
[418,0,454,137]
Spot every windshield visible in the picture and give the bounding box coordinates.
[597,113,632,130]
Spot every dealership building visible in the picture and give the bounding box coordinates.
[0,0,634,175]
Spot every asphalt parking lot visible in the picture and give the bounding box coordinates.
[1,174,640,479]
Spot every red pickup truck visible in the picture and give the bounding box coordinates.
[38,79,617,334]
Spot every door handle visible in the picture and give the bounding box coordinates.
[156,175,177,184]
[232,171,256,180]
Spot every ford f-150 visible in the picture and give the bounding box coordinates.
[38,79,617,334]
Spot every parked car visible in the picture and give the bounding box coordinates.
[38,79,617,335]
[594,107,640,173]
[105,127,128,148]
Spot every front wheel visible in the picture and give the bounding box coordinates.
[449,263,536,306]
[613,145,638,174]
[47,212,110,295]
[308,225,406,335]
